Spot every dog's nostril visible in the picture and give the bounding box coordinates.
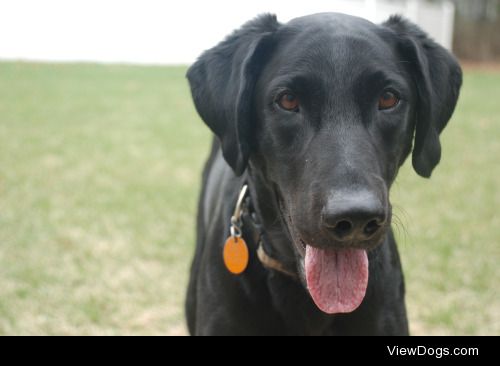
[333,220,353,238]
[364,220,382,237]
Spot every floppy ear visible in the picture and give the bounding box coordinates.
[187,14,280,176]
[383,16,462,178]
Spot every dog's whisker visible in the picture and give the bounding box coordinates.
[391,210,410,247]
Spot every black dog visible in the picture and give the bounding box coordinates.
[186,13,462,336]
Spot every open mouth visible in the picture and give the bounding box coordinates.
[275,187,374,315]
[304,245,369,314]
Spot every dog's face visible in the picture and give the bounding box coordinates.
[188,13,462,314]
[253,16,417,255]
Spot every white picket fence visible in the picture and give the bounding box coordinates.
[0,0,455,64]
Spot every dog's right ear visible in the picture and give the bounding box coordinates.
[187,14,280,176]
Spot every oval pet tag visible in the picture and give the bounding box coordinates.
[223,236,249,275]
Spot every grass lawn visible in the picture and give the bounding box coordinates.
[0,62,498,335]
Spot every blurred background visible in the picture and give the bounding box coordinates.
[2,0,500,64]
[0,0,498,335]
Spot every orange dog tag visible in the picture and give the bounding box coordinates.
[223,236,249,275]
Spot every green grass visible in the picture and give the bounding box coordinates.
[0,62,498,335]
[392,70,500,335]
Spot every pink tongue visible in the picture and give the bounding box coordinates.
[305,246,369,314]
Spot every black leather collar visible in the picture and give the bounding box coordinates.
[239,184,299,280]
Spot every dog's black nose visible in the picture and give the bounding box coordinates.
[322,191,386,242]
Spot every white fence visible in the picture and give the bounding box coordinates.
[0,0,455,65]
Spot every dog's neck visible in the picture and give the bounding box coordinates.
[245,165,300,272]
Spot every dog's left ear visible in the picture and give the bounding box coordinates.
[383,16,463,178]
[187,14,280,176]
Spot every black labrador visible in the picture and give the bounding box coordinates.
[185,13,462,336]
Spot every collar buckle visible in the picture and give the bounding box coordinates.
[230,185,248,239]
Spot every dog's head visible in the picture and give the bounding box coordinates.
[188,13,462,314]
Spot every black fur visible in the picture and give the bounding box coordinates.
[186,13,462,336]
[187,14,280,175]
[383,16,463,177]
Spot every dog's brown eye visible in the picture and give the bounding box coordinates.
[378,91,399,110]
[278,93,299,112]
